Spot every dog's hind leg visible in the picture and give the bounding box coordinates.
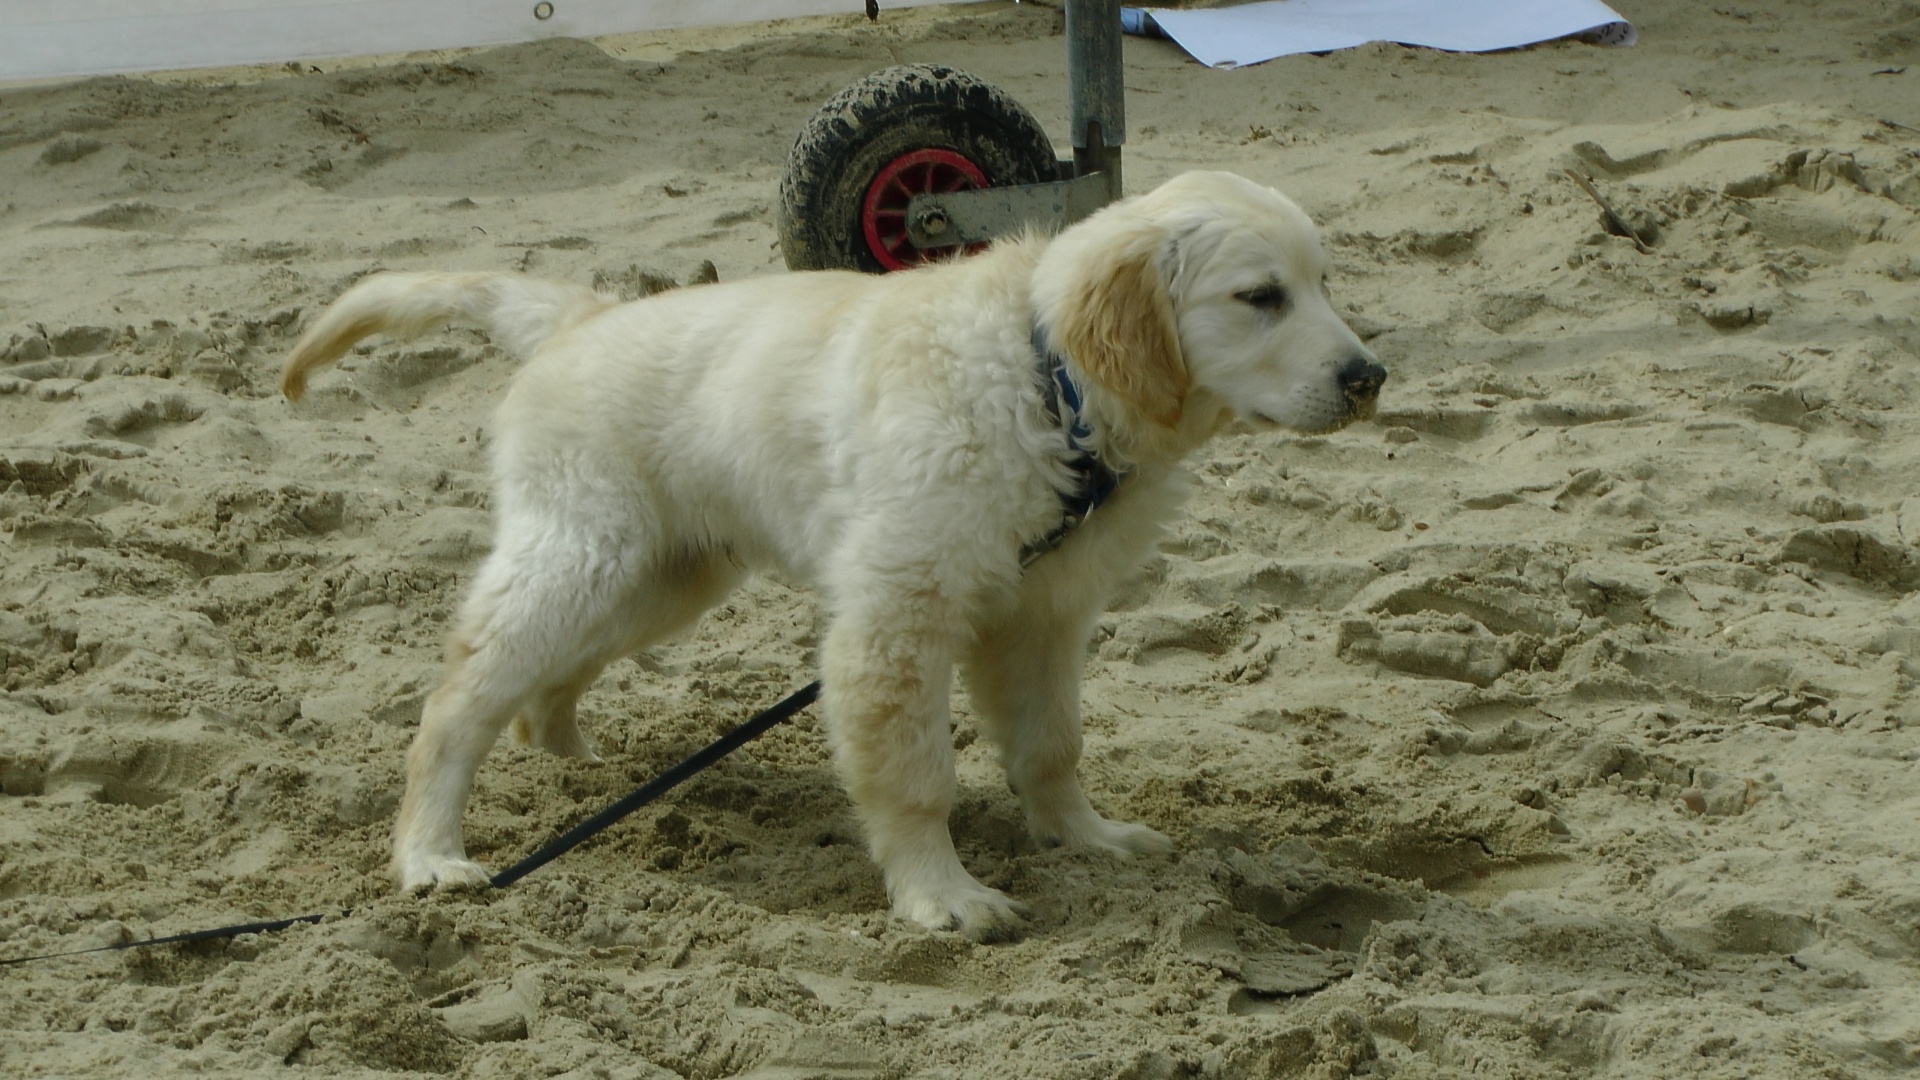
[508,671,602,761]
[964,615,1171,857]
[392,532,737,891]
[393,635,526,891]
[509,552,744,761]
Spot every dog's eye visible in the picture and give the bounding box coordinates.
[1236,285,1290,312]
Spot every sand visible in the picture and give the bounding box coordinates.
[2,1,1918,1076]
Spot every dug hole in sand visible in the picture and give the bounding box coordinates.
[2,2,1918,1076]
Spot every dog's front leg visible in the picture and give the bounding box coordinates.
[821,602,1027,943]
[965,616,1171,857]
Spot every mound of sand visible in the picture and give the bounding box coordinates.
[3,2,1918,1076]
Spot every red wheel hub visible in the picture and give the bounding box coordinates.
[861,148,989,271]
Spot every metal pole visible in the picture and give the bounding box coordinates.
[1065,0,1124,202]
[901,0,1127,248]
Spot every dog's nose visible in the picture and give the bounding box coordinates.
[1337,355,1387,404]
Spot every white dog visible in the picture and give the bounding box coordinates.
[281,170,1384,941]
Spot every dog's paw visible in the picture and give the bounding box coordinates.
[394,853,492,893]
[893,883,1030,944]
[1093,818,1174,856]
[509,714,603,761]
[1042,814,1173,857]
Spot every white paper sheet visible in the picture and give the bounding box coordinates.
[1143,0,1634,70]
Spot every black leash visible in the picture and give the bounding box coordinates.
[0,681,821,968]
[488,679,819,887]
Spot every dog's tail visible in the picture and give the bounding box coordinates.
[280,271,612,401]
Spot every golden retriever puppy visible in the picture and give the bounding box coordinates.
[281,170,1385,941]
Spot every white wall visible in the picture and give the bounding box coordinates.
[0,0,971,83]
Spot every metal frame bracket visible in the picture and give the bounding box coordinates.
[904,170,1114,249]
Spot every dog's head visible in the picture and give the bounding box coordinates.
[1033,171,1384,439]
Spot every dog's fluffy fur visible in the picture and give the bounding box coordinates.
[281,170,1383,941]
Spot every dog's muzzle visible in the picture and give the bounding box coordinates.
[1337,355,1387,421]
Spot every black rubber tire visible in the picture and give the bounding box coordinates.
[778,64,1060,273]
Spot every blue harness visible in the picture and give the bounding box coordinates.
[1021,325,1127,568]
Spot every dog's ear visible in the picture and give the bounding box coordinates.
[1052,221,1189,429]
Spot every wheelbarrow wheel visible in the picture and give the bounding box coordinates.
[779,64,1059,273]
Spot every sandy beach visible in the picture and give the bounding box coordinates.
[2,1,1918,1075]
